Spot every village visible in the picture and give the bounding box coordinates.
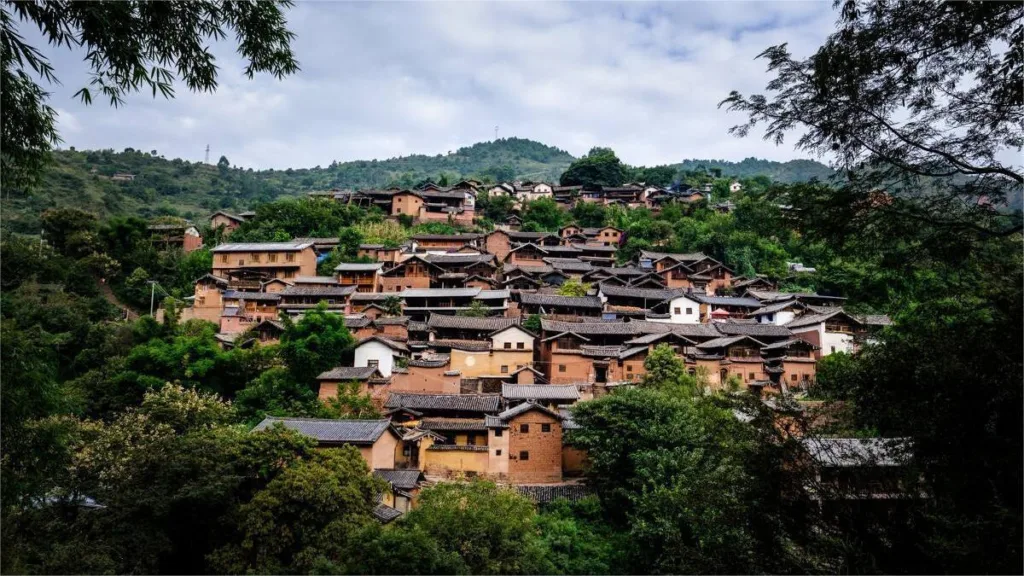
[149,179,897,523]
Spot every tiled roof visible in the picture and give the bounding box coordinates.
[317,366,381,380]
[543,258,594,272]
[427,444,489,452]
[504,264,555,275]
[351,293,390,302]
[695,335,753,350]
[343,315,373,328]
[558,408,579,430]
[410,233,483,241]
[508,231,557,241]
[427,314,518,331]
[281,285,358,297]
[761,338,818,351]
[252,417,394,444]
[584,266,649,277]
[373,504,403,523]
[373,468,424,490]
[502,383,580,401]
[374,316,410,326]
[427,339,492,351]
[599,283,682,301]
[688,295,762,307]
[801,437,910,467]
[857,314,892,326]
[516,484,594,504]
[423,253,495,266]
[212,241,312,252]
[639,250,706,262]
[419,418,488,432]
[496,401,564,421]
[334,263,385,272]
[749,300,806,316]
[407,356,450,368]
[356,336,409,352]
[476,289,511,299]
[400,288,481,298]
[714,322,793,338]
[542,319,651,336]
[408,321,430,332]
[519,293,603,309]
[580,345,627,357]
[294,275,340,284]
[571,243,617,253]
[222,290,282,302]
[384,393,501,413]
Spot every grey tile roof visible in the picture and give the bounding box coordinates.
[695,335,752,350]
[213,241,312,252]
[294,275,341,284]
[801,437,910,467]
[543,258,594,272]
[761,338,818,351]
[373,504,403,523]
[281,285,358,297]
[410,233,483,241]
[496,401,564,421]
[317,366,381,380]
[428,314,518,331]
[407,356,450,368]
[373,469,424,490]
[222,290,282,302]
[384,393,501,413]
[343,315,373,328]
[400,288,481,298]
[639,250,706,262]
[599,283,683,301]
[516,484,594,504]
[714,322,793,338]
[419,418,489,432]
[423,253,495,266]
[688,295,762,307]
[427,444,489,452]
[570,243,618,253]
[502,383,580,401]
[504,264,555,275]
[350,293,390,302]
[356,336,409,352]
[252,417,394,445]
[374,316,410,326]
[558,408,579,430]
[584,266,649,277]
[427,339,492,351]
[508,231,557,241]
[519,293,603,309]
[334,263,385,272]
[749,300,806,316]
[476,289,511,299]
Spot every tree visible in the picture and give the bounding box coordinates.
[556,278,591,297]
[571,201,608,228]
[208,445,385,574]
[559,147,627,187]
[277,303,355,386]
[2,1,299,191]
[457,300,490,318]
[721,0,1022,239]
[521,198,566,232]
[640,344,689,389]
[382,295,403,317]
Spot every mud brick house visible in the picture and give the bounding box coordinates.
[489,402,567,483]
[693,335,770,391]
[581,226,622,246]
[745,289,847,309]
[209,210,247,235]
[343,314,376,339]
[277,284,356,316]
[582,266,662,287]
[747,299,809,325]
[386,392,501,422]
[212,241,317,287]
[293,237,341,256]
[426,314,520,341]
[559,224,582,240]
[189,274,228,322]
[219,290,281,332]
[484,230,514,262]
[380,255,436,292]
[504,243,554,267]
[423,253,497,286]
[373,469,426,514]
[761,339,819,391]
[335,262,384,292]
[148,223,204,253]
[572,243,617,267]
[410,233,483,251]
[390,357,461,394]
[508,231,561,247]
[357,244,401,263]
[799,437,917,511]
[687,295,763,322]
[598,283,682,315]
[252,417,401,470]
[317,366,389,399]
[543,257,594,277]
[400,288,509,320]
[502,383,580,409]
[371,316,411,341]
[518,293,603,317]
[501,264,568,288]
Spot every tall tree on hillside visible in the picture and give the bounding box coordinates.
[721,0,1022,240]
[1,1,299,191]
[560,147,628,187]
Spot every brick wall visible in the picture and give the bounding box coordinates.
[485,232,511,262]
[508,410,563,483]
[547,351,593,384]
[391,366,461,394]
[381,276,430,292]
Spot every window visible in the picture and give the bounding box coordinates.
[268,253,277,263]
[504,342,512,349]
[516,342,525,350]
[520,424,529,433]
[495,449,502,455]
[519,451,530,461]
[284,270,295,278]
[251,253,260,263]
[626,365,633,372]
[494,428,502,437]
[541,423,551,433]
[368,359,379,368]
[500,365,509,374]
[286,253,295,262]
[558,364,566,373]
[791,374,798,381]
[748,372,755,380]
[766,313,774,321]
[220,254,228,263]
[685,307,693,315]
[626,374,634,380]
[674,307,681,314]
[831,346,836,353]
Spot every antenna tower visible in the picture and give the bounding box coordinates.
[494,126,499,141]
[205,144,210,164]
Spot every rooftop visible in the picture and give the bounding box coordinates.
[317,366,382,380]
[502,383,581,401]
[384,392,501,413]
[252,417,394,445]
[212,241,313,252]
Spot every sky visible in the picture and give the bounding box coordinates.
[28,1,840,170]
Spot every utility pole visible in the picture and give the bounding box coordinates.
[205,144,210,164]
[494,125,499,141]
[148,280,157,316]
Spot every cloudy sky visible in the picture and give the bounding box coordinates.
[30,1,840,170]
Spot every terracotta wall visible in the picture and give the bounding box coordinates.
[449,349,534,379]
[381,276,430,292]
[392,194,424,217]
[485,233,511,261]
[547,351,594,384]
[423,447,490,476]
[562,446,588,477]
[390,366,461,394]
[508,411,563,483]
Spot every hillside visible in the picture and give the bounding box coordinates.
[0,138,834,233]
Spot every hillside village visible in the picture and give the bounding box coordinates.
[170,178,894,521]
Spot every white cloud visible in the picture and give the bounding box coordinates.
[29,1,838,169]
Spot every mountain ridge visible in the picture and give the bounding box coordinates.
[1,138,833,233]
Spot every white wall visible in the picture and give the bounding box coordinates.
[665,295,701,324]
[757,310,797,325]
[491,326,536,351]
[821,328,856,356]
[354,340,397,376]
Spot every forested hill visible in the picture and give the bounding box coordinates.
[0,138,832,233]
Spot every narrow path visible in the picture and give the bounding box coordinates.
[97,280,140,321]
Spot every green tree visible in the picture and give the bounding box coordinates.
[457,299,490,318]
[560,147,627,187]
[277,303,355,386]
[640,343,689,389]
[2,1,299,191]
[556,278,591,297]
[521,197,566,232]
[571,201,608,227]
[382,295,403,317]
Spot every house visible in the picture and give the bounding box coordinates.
[410,233,483,251]
[581,226,622,246]
[209,210,247,234]
[761,339,818,391]
[426,314,520,342]
[799,437,915,508]
[688,294,763,322]
[391,190,425,219]
[357,244,401,263]
[390,357,461,394]
[508,231,561,247]
[212,242,317,287]
[748,300,808,325]
[693,335,770,391]
[444,324,537,381]
[786,309,888,357]
[249,318,286,344]
[111,172,135,182]
[380,255,437,292]
[252,417,401,470]
[317,366,389,400]
[484,230,513,262]
[422,253,497,287]
[400,288,509,320]
[354,336,410,377]
[277,284,356,315]
[488,402,566,483]
[335,262,384,293]
[559,225,582,240]
[730,181,743,193]
[571,243,617,267]
[518,293,604,317]
[188,273,228,322]
[502,383,580,409]
[373,469,426,514]
[504,243,551,267]
[148,223,204,253]
[598,283,681,315]
[654,292,703,324]
[343,314,377,340]
[219,290,281,332]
